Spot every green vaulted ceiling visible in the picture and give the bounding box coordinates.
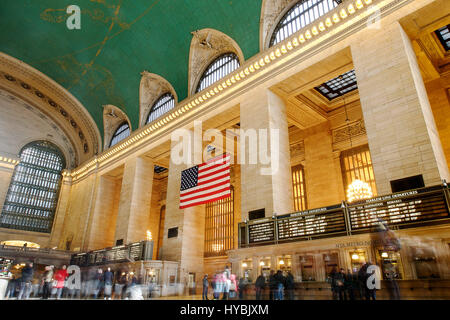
[0,0,262,141]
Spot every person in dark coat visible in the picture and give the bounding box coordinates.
[285,272,295,300]
[358,263,368,299]
[255,273,265,300]
[202,274,209,300]
[268,270,276,300]
[238,277,246,300]
[334,268,346,300]
[17,262,34,299]
[328,267,338,300]
[93,268,104,299]
[103,267,114,300]
[273,270,286,300]
[345,269,355,300]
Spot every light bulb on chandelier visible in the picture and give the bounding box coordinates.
[347,178,373,203]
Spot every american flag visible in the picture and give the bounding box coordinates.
[179,153,231,209]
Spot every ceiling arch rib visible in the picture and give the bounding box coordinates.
[0,53,101,167]
[188,28,245,97]
[139,71,178,128]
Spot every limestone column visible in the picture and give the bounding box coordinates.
[160,130,206,287]
[48,175,72,248]
[114,156,154,244]
[84,175,121,250]
[240,89,293,219]
[303,122,344,208]
[351,21,450,194]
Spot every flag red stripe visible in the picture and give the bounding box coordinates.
[198,161,229,174]
[197,172,230,186]
[180,179,230,198]
[198,166,229,180]
[180,186,230,203]
[180,193,231,209]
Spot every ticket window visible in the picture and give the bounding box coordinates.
[412,247,440,279]
[377,250,403,280]
[259,258,271,279]
[349,249,368,272]
[277,256,292,274]
[241,260,253,281]
[323,253,339,276]
[299,255,315,281]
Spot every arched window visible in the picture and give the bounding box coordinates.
[0,141,65,233]
[196,53,240,93]
[269,0,339,47]
[109,122,130,147]
[146,93,175,124]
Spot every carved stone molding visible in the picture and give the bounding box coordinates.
[260,0,295,50]
[139,72,178,127]
[332,120,366,144]
[290,140,305,162]
[332,119,368,151]
[103,104,132,150]
[0,53,101,164]
[188,28,245,96]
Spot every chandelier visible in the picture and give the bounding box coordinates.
[347,179,373,202]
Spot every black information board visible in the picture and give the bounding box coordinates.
[248,219,274,244]
[70,241,153,267]
[277,207,346,240]
[239,186,450,247]
[348,186,449,230]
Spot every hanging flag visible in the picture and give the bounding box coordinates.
[179,153,231,209]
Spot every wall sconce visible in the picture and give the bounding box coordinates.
[351,253,360,260]
[279,259,285,265]
[381,252,388,258]
[242,262,248,268]
[260,261,265,266]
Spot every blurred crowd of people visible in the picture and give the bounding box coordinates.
[201,261,400,300]
[4,263,153,300]
[326,261,400,300]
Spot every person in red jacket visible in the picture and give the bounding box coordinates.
[53,265,68,299]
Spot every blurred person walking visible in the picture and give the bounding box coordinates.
[229,274,238,299]
[17,262,34,299]
[41,265,54,299]
[285,271,295,300]
[255,273,265,300]
[268,270,276,300]
[103,267,113,300]
[53,265,68,299]
[93,268,104,299]
[334,268,346,300]
[273,270,285,300]
[202,274,209,300]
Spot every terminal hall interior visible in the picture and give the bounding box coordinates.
[0,0,450,300]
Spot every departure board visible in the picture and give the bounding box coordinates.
[248,219,275,243]
[129,243,143,260]
[277,204,345,240]
[239,185,450,248]
[348,186,449,230]
[70,241,153,266]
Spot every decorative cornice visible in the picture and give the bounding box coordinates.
[0,155,19,170]
[0,53,102,162]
